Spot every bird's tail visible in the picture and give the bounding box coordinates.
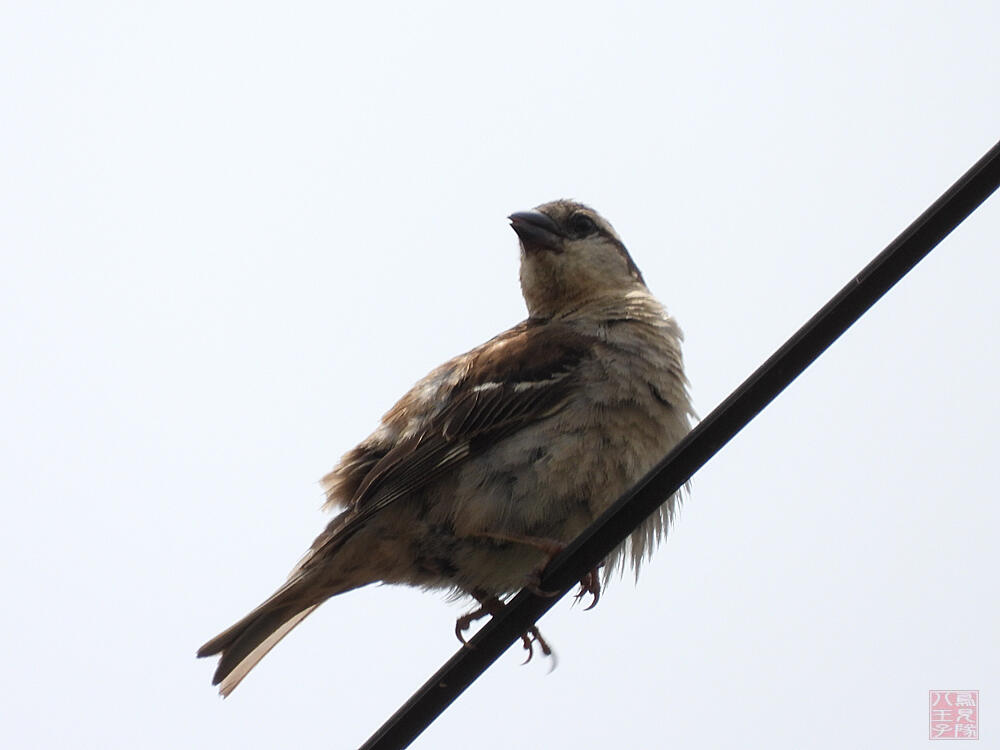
[199,512,370,695]
[197,575,328,696]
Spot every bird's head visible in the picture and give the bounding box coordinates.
[509,200,646,319]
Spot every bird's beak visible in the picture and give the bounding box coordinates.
[509,211,564,254]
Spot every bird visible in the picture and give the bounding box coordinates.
[197,199,693,696]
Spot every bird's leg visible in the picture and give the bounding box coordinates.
[454,589,554,663]
[472,531,566,558]
[473,531,601,609]
[454,589,504,645]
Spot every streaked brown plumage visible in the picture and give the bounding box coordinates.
[197,200,693,695]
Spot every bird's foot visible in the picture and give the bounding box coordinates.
[455,592,504,645]
[524,557,600,612]
[454,591,556,668]
[523,569,561,598]
[572,566,601,610]
[519,625,555,666]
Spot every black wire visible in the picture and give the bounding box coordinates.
[360,139,1000,750]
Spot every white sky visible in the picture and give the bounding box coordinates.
[2,2,998,748]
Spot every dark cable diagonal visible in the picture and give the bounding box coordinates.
[361,139,1000,750]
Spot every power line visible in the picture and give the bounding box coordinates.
[360,139,1000,750]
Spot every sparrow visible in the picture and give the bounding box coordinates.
[197,199,693,696]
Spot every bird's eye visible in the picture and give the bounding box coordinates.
[568,213,598,237]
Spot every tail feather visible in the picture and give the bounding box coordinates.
[213,605,318,696]
[198,579,323,696]
[199,515,369,695]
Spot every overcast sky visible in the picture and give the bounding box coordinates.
[2,2,998,748]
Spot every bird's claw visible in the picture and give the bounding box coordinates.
[455,593,504,646]
[455,613,474,645]
[455,593,556,668]
[572,567,601,610]
[523,570,560,598]
[519,625,555,667]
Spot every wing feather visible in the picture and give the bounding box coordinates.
[306,321,595,561]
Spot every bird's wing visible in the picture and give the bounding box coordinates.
[299,320,595,569]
